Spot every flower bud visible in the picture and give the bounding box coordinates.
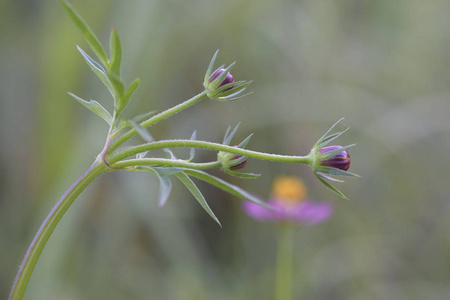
[319,146,350,171]
[229,154,247,170]
[209,69,234,91]
[218,146,247,170]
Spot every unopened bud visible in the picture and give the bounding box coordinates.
[319,146,350,171]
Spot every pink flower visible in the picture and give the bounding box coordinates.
[243,177,333,225]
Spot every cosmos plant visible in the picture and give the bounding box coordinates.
[8,1,358,299]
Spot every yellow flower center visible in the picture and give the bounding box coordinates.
[271,176,307,204]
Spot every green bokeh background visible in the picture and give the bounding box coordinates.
[1,0,450,299]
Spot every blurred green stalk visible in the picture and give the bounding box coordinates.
[275,225,295,300]
[8,162,108,300]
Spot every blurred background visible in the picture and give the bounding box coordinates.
[1,0,450,299]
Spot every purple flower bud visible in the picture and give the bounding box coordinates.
[230,154,248,170]
[208,69,234,91]
[319,146,350,171]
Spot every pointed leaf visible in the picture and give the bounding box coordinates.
[109,27,122,75]
[133,110,157,124]
[129,121,153,142]
[118,78,140,112]
[237,133,253,148]
[175,172,221,227]
[77,46,114,96]
[183,170,272,209]
[209,62,236,90]
[223,169,261,179]
[108,73,125,107]
[319,144,356,160]
[315,173,348,200]
[224,123,240,145]
[61,0,108,65]
[317,128,349,148]
[204,49,220,85]
[139,167,173,207]
[314,117,346,147]
[68,92,112,124]
[188,130,197,161]
[218,91,254,102]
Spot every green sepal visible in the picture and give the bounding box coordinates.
[237,133,253,148]
[217,91,254,102]
[318,144,356,160]
[76,46,114,97]
[67,92,112,125]
[315,166,359,177]
[208,62,236,91]
[175,172,221,227]
[223,169,261,179]
[139,167,172,207]
[316,128,349,149]
[183,170,272,210]
[203,49,220,86]
[223,123,241,145]
[314,117,346,148]
[109,27,122,76]
[215,80,252,97]
[315,172,348,200]
[60,0,108,66]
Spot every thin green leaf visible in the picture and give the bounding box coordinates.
[60,0,108,65]
[223,169,261,179]
[68,92,112,125]
[319,144,356,160]
[314,117,346,147]
[188,131,197,161]
[204,49,220,85]
[209,62,236,90]
[133,110,157,124]
[118,78,140,112]
[237,133,253,148]
[184,170,272,209]
[315,173,348,200]
[77,46,114,96]
[217,91,254,102]
[109,27,122,75]
[108,73,125,107]
[129,121,153,142]
[224,123,240,145]
[316,166,359,177]
[317,128,349,148]
[175,172,221,227]
[139,167,173,207]
[153,167,184,177]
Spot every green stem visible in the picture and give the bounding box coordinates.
[109,140,311,165]
[9,162,108,300]
[107,91,207,154]
[112,159,221,170]
[275,225,295,300]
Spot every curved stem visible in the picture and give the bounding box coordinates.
[112,159,221,170]
[9,162,108,300]
[109,140,311,165]
[275,225,295,300]
[107,91,207,154]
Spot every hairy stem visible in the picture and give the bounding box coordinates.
[9,162,107,300]
[109,140,311,165]
[107,91,207,154]
[112,159,221,170]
